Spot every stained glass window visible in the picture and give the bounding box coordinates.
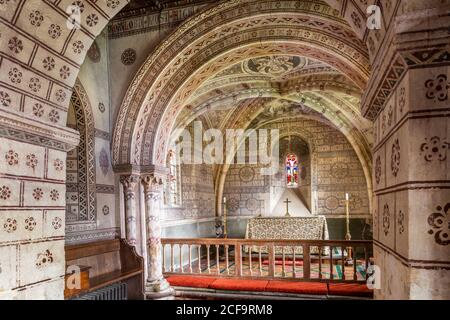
[286,153,299,188]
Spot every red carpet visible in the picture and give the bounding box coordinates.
[266,281,328,295]
[328,283,373,297]
[209,279,268,292]
[167,276,373,298]
[166,275,216,288]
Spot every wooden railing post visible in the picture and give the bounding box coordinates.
[206,245,211,274]
[268,243,275,278]
[225,245,230,275]
[330,246,334,280]
[258,247,263,276]
[303,244,310,280]
[180,244,183,273]
[197,245,201,273]
[216,245,220,275]
[318,246,322,279]
[170,244,174,272]
[248,246,253,276]
[162,243,165,273]
[235,243,242,277]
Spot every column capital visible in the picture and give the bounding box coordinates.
[141,174,164,193]
[120,174,140,191]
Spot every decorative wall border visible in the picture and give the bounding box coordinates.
[69,79,97,223]
[96,184,115,194]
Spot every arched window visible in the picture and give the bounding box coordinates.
[286,153,299,188]
[165,149,181,206]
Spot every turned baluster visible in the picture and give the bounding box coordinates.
[206,245,211,274]
[180,244,184,273]
[162,244,165,273]
[225,245,230,275]
[292,246,296,278]
[303,245,310,280]
[188,245,193,273]
[258,247,262,276]
[248,246,253,276]
[198,245,202,273]
[235,244,242,277]
[282,246,286,277]
[268,243,275,278]
[216,245,220,275]
[170,244,174,272]
[330,246,333,280]
[341,246,345,280]
[318,246,322,279]
[353,246,357,281]
[365,245,369,281]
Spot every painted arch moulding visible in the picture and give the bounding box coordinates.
[112,0,370,168]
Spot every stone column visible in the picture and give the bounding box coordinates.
[120,175,139,246]
[141,174,173,299]
[365,2,450,300]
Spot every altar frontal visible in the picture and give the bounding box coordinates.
[245,216,329,254]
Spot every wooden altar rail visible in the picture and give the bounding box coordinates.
[161,238,373,283]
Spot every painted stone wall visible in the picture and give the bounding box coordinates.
[108,2,211,128]
[0,137,66,299]
[223,117,371,217]
[65,29,119,244]
[162,163,215,221]
[372,66,450,299]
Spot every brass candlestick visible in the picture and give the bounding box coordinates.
[345,193,353,265]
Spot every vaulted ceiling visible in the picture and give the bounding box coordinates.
[173,54,372,148]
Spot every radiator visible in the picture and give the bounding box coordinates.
[74,283,128,300]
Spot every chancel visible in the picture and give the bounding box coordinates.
[0,0,449,301]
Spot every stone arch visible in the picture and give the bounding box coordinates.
[0,0,129,156]
[0,1,370,160]
[112,0,371,168]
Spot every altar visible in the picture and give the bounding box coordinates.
[245,216,329,254]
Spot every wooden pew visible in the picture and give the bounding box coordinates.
[65,238,144,300]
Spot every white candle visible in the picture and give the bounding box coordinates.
[223,197,226,204]
[345,193,349,201]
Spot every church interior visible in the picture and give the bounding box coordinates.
[0,0,449,300]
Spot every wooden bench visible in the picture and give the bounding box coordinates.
[64,238,144,300]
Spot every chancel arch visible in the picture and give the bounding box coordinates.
[112,0,371,168]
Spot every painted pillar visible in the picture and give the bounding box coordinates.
[120,175,139,246]
[366,2,450,300]
[141,174,172,298]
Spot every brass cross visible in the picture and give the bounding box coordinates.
[284,198,291,217]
